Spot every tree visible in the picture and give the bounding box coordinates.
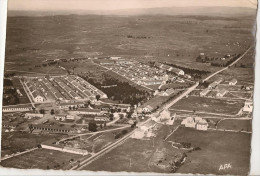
[39,109,45,114]
[88,121,97,132]
[50,109,55,115]
[109,113,114,121]
[96,94,101,101]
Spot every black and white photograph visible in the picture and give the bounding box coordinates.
[0,0,258,175]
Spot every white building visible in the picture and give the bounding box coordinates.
[25,113,44,119]
[229,79,237,85]
[243,100,253,112]
[142,105,153,113]
[54,115,66,121]
[216,89,228,97]
[181,117,196,128]
[214,78,223,84]
[196,119,208,131]
[200,88,210,97]
[34,95,45,103]
[181,116,208,130]
[66,115,75,120]
[94,117,109,122]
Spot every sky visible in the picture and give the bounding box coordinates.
[8,0,258,11]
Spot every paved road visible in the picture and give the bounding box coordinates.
[19,79,35,108]
[72,81,199,170]
[72,46,252,171]
[164,82,199,110]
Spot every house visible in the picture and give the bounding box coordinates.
[164,88,175,96]
[184,74,191,79]
[99,60,115,65]
[66,115,75,120]
[208,82,218,89]
[243,100,253,112]
[114,104,131,112]
[214,78,223,84]
[200,88,210,97]
[216,89,228,97]
[25,113,44,119]
[181,117,196,128]
[181,116,208,131]
[33,94,45,103]
[158,88,175,96]
[116,59,131,64]
[94,116,109,122]
[54,115,66,121]
[196,119,208,131]
[75,108,102,115]
[31,90,45,103]
[171,67,185,75]
[58,102,85,110]
[131,112,138,118]
[142,80,163,85]
[229,79,237,85]
[142,105,153,113]
[110,56,121,60]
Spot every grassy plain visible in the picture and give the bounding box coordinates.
[4,15,255,74]
[217,119,252,132]
[0,149,82,170]
[170,96,244,115]
[1,131,65,156]
[167,127,251,175]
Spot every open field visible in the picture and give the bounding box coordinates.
[11,77,31,104]
[82,124,183,173]
[4,15,255,75]
[217,119,252,132]
[170,96,244,115]
[0,149,83,170]
[167,127,251,175]
[1,131,65,156]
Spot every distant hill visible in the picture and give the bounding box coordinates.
[8,6,256,17]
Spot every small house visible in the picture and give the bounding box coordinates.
[54,115,66,121]
[196,119,208,131]
[208,82,218,89]
[229,79,237,85]
[214,78,223,84]
[216,89,228,97]
[200,88,210,97]
[142,105,153,113]
[243,100,253,112]
[181,117,196,128]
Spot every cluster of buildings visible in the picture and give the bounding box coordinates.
[23,75,107,103]
[200,78,238,97]
[98,59,175,86]
[2,104,33,113]
[181,116,208,131]
[154,63,185,76]
[154,88,175,96]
